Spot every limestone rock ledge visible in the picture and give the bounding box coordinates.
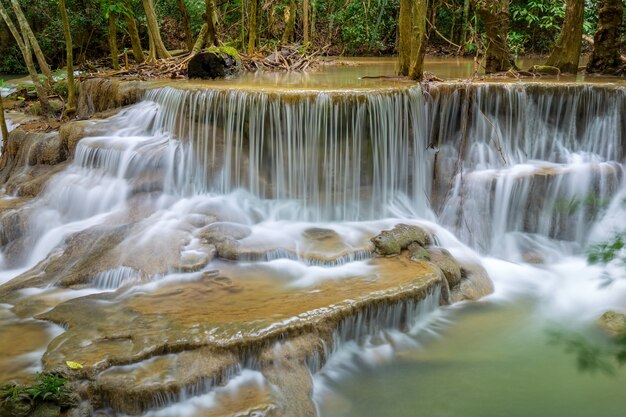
[0,223,490,416]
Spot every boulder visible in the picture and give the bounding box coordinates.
[598,311,626,337]
[188,50,242,79]
[450,263,494,302]
[427,247,462,289]
[371,224,432,256]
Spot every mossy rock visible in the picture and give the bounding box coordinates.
[371,224,432,256]
[188,47,243,79]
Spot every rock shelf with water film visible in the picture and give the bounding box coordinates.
[0,76,624,416]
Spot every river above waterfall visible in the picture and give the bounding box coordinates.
[0,60,624,416]
[137,56,626,91]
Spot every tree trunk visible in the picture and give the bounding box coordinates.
[241,0,246,49]
[282,0,295,45]
[408,0,428,80]
[9,0,52,84]
[0,3,49,113]
[398,0,411,75]
[247,0,258,54]
[303,0,310,44]
[123,2,145,64]
[311,0,316,44]
[546,0,584,73]
[108,12,120,70]
[142,0,171,61]
[586,0,624,74]
[0,92,8,152]
[192,23,209,55]
[177,0,194,51]
[59,0,76,117]
[473,0,517,73]
[204,0,218,47]
[462,0,471,45]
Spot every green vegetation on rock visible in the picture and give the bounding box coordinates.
[0,372,76,417]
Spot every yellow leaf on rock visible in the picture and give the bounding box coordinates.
[65,361,83,369]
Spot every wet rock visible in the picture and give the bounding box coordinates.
[174,248,215,272]
[0,220,190,298]
[5,164,69,198]
[59,120,106,156]
[199,222,252,241]
[36,256,443,376]
[371,224,432,256]
[197,222,252,261]
[450,263,494,303]
[77,79,143,118]
[262,359,316,417]
[188,50,242,79]
[32,403,61,417]
[522,251,545,264]
[529,65,561,75]
[408,242,430,261]
[215,238,242,260]
[427,248,462,289]
[0,130,68,183]
[66,402,93,417]
[96,348,239,415]
[302,228,339,241]
[598,311,626,337]
[0,398,32,417]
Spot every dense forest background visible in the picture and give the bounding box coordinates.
[0,0,623,74]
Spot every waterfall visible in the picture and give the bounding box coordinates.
[432,83,626,256]
[1,80,625,416]
[144,86,434,222]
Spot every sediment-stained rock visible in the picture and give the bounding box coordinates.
[19,255,445,415]
[77,79,143,118]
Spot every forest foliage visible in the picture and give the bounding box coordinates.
[0,0,623,74]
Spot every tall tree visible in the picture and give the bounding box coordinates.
[546,0,584,73]
[586,0,624,74]
[473,0,517,73]
[240,0,246,49]
[282,0,295,44]
[461,0,471,45]
[142,0,171,61]
[204,0,219,47]
[108,11,120,69]
[247,0,258,54]
[0,3,49,112]
[398,0,412,75]
[9,0,52,84]
[398,0,428,80]
[123,0,145,63]
[191,0,219,54]
[177,0,194,51]
[408,0,428,80]
[303,0,310,44]
[192,23,209,54]
[59,0,76,117]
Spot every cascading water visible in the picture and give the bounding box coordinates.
[146,86,434,221]
[0,75,625,416]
